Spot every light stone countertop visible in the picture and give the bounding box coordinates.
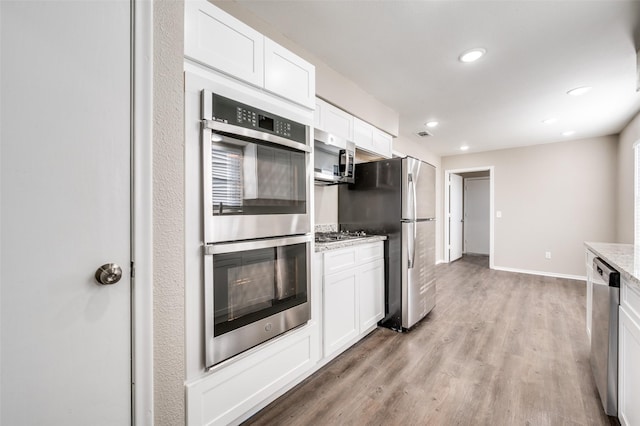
[315,235,387,253]
[584,242,640,289]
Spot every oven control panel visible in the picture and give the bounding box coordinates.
[208,92,306,144]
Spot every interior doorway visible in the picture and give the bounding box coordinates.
[444,167,494,268]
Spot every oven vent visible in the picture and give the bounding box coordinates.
[417,130,432,137]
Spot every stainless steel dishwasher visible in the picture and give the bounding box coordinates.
[590,257,620,416]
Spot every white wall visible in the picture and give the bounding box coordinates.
[153,1,185,424]
[617,110,640,243]
[442,135,618,278]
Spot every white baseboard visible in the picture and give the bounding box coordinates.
[492,265,586,282]
[436,259,446,265]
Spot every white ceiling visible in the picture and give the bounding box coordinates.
[236,0,640,156]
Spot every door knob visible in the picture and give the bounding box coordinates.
[95,263,122,285]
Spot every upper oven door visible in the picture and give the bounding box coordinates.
[202,92,312,243]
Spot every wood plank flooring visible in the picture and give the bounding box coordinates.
[243,255,617,425]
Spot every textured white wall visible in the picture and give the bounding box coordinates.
[153,1,185,424]
[617,110,640,243]
[442,136,618,277]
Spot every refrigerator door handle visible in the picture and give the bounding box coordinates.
[407,222,416,269]
[408,172,417,221]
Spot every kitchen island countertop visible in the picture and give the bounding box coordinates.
[585,242,640,289]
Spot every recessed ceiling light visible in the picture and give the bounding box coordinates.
[426,121,439,128]
[459,48,486,63]
[460,145,470,151]
[562,130,576,136]
[542,118,558,125]
[567,86,592,96]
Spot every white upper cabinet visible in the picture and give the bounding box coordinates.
[185,1,315,109]
[353,117,392,158]
[185,1,264,87]
[353,117,374,152]
[315,98,353,141]
[372,127,393,158]
[264,38,315,109]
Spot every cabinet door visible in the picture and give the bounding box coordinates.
[353,117,374,152]
[354,118,393,158]
[323,269,359,358]
[373,128,393,158]
[185,0,264,87]
[264,38,315,109]
[619,305,640,426]
[321,100,354,141]
[358,259,385,331]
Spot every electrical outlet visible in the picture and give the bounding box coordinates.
[545,251,551,259]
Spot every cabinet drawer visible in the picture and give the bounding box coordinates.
[186,325,318,426]
[323,247,357,275]
[622,279,640,323]
[357,242,384,264]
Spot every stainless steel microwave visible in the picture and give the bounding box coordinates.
[201,91,312,243]
[313,128,355,185]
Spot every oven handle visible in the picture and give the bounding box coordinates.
[203,119,312,153]
[204,235,312,255]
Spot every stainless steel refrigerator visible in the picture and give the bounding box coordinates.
[339,156,436,331]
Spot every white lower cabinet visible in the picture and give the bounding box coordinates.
[358,259,385,331]
[619,279,640,426]
[322,241,385,359]
[186,323,320,426]
[324,269,359,356]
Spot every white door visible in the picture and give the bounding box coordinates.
[464,178,490,255]
[1,2,131,424]
[449,174,463,262]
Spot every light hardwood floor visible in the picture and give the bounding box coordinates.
[244,255,617,425]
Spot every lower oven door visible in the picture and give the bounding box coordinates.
[204,235,311,368]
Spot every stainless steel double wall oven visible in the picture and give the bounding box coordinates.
[201,90,312,368]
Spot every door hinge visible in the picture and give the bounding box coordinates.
[130,261,135,278]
